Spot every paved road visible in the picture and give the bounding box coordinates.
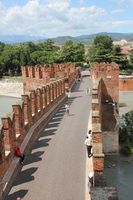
[5,77,92,200]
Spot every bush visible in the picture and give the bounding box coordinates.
[120,145,132,156]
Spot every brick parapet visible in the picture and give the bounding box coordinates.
[0,78,67,182]
[91,62,119,103]
[119,77,133,91]
[22,63,79,93]
[91,62,119,192]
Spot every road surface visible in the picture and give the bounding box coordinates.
[5,76,92,200]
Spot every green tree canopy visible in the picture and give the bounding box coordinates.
[61,40,85,62]
[88,35,114,63]
[119,111,133,155]
[120,111,133,142]
[0,39,85,76]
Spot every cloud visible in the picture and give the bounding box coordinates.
[111,9,125,14]
[0,0,107,36]
[111,19,133,25]
[111,0,133,4]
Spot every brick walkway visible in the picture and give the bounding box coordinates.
[5,77,92,200]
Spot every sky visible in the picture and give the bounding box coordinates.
[0,0,133,37]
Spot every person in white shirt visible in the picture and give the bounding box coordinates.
[65,104,70,116]
[88,172,94,188]
[85,130,92,157]
[87,130,92,139]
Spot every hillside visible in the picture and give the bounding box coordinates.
[1,32,133,44]
[50,33,133,45]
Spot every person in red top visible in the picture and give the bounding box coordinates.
[15,147,25,164]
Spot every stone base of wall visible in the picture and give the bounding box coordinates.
[103,131,119,154]
[90,187,118,200]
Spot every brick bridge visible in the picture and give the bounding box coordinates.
[0,63,119,200]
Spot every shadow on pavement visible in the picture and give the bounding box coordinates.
[74,89,84,92]
[46,122,60,128]
[31,138,51,150]
[24,151,44,165]
[13,167,38,186]
[68,114,75,117]
[6,189,28,200]
[5,82,82,199]
[40,129,57,137]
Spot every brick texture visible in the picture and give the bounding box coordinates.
[0,63,79,182]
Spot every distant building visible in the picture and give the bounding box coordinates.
[113,39,128,46]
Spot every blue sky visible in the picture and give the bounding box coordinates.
[0,0,133,37]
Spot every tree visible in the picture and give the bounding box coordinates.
[88,35,113,63]
[93,35,113,50]
[0,42,5,55]
[74,43,85,62]
[112,45,121,55]
[61,40,85,62]
[0,39,85,75]
[119,111,133,155]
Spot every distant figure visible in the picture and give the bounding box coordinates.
[86,88,89,95]
[84,130,92,157]
[15,147,25,164]
[88,172,94,187]
[16,198,21,200]
[68,89,71,98]
[88,88,91,95]
[87,130,92,138]
[65,104,70,116]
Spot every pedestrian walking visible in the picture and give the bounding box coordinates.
[88,172,94,187]
[84,131,92,157]
[87,130,92,138]
[88,88,91,95]
[68,89,71,98]
[65,104,70,116]
[86,88,89,95]
[15,147,25,164]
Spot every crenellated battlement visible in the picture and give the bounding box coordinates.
[91,62,119,189]
[91,62,119,103]
[91,62,119,80]
[22,63,76,79]
[22,63,79,93]
[0,78,66,184]
[0,62,80,191]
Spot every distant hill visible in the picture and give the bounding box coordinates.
[1,32,133,44]
[49,33,133,45]
[0,35,46,44]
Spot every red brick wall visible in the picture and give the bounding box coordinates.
[22,63,79,93]
[93,156,104,172]
[91,62,119,103]
[0,79,66,181]
[119,78,133,91]
[0,61,78,182]
[91,62,119,187]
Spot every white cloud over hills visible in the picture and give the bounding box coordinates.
[0,0,133,37]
